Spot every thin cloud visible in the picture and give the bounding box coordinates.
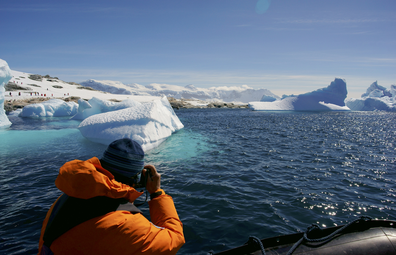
[282,51,396,66]
[1,4,125,14]
[0,7,53,12]
[368,58,396,63]
[235,24,252,27]
[277,18,392,25]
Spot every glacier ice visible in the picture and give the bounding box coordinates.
[249,78,350,111]
[78,97,184,151]
[0,59,12,128]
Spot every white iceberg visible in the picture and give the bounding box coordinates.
[249,78,350,111]
[0,59,12,128]
[260,94,278,102]
[19,99,79,117]
[361,81,393,98]
[78,97,184,151]
[345,81,396,112]
[71,97,142,120]
[12,90,183,151]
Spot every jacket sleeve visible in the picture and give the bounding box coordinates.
[147,190,185,254]
[37,196,62,255]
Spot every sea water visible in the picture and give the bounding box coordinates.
[0,109,395,254]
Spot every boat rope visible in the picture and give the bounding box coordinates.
[286,215,372,255]
[247,236,266,255]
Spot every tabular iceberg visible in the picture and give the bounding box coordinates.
[249,78,350,111]
[0,59,12,128]
[345,81,396,112]
[78,97,184,151]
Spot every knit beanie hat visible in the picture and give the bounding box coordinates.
[100,138,145,178]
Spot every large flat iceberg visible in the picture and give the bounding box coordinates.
[0,59,12,128]
[249,78,350,111]
[345,81,396,112]
[78,97,184,151]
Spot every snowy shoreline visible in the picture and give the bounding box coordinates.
[2,60,396,116]
[4,96,249,114]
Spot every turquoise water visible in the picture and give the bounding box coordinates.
[0,109,395,254]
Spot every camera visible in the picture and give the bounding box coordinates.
[134,168,152,189]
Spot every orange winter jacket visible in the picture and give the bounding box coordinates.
[38,157,185,255]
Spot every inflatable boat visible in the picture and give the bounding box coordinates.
[209,216,396,255]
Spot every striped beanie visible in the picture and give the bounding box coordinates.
[100,138,145,178]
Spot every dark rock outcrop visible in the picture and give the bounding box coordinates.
[5,82,31,91]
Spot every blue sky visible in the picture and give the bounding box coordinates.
[1,0,395,98]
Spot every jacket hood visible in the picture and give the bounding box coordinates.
[55,157,143,203]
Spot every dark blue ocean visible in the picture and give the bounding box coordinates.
[1,108,395,254]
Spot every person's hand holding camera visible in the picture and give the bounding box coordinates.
[143,165,161,195]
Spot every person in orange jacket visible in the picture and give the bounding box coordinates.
[38,138,185,255]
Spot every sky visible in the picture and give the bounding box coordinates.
[1,0,395,98]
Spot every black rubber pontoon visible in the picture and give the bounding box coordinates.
[210,218,396,255]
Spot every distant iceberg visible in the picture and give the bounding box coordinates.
[345,81,396,112]
[0,59,12,128]
[249,78,350,111]
[77,97,184,151]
